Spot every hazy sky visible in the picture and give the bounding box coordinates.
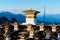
[0,0,60,14]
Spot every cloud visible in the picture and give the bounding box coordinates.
[0,8,24,14]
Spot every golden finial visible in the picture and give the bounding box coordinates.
[31,8,32,10]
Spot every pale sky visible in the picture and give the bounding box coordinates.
[0,0,60,14]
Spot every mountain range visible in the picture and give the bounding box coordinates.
[0,11,60,24]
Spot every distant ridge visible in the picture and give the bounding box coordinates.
[0,11,26,24]
[0,11,60,24]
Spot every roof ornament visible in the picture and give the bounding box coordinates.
[31,8,32,10]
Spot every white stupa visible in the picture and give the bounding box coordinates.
[22,9,40,25]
